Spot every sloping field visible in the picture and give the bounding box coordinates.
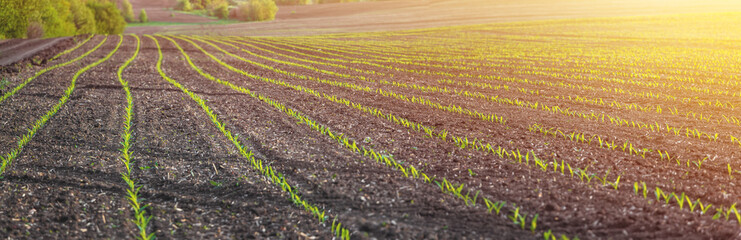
[128,0,217,23]
[127,0,741,36]
[2,11,741,239]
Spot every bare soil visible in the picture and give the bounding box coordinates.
[129,0,217,23]
[2,1,741,239]
[1,27,740,238]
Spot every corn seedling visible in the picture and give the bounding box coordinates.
[114,35,154,240]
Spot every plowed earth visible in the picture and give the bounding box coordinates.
[2,14,741,239]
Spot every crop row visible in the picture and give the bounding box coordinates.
[148,35,352,239]
[184,36,508,125]
[115,35,154,240]
[241,36,741,140]
[294,30,741,90]
[238,37,741,136]
[182,36,741,226]
[266,35,741,112]
[1,36,118,176]
[49,34,95,62]
[0,35,104,105]
[160,35,578,239]
[204,36,736,174]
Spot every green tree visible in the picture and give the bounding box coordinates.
[237,0,277,22]
[139,9,148,23]
[87,0,126,34]
[0,0,41,38]
[37,0,77,38]
[251,0,278,21]
[69,0,97,34]
[0,0,133,38]
[175,0,193,11]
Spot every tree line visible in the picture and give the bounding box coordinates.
[0,0,129,39]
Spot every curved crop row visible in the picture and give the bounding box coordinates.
[162,35,578,239]
[234,37,741,131]
[1,35,120,176]
[229,37,741,145]
[0,36,107,105]
[146,35,351,240]
[183,36,507,125]
[49,34,95,62]
[115,34,153,240]
[260,36,741,111]
[178,35,741,227]
[206,37,735,167]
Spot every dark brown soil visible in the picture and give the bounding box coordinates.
[2,11,741,239]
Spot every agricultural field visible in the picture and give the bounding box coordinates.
[2,10,741,239]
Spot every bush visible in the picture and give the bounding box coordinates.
[87,0,126,34]
[26,22,44,39]
[236,0,277,22]
[214,3,229,19]
[175,0,193,11]
[204,0,227,16]
[275,0,311,5]
[139,9,148,23]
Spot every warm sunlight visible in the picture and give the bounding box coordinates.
[1,0,741,239]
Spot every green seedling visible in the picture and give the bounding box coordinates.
[729,164,734,179]
[609,176,621,190]
[674,192,686,210]
[484,199,506,214]
[0,78,9,91]
[633,182,648,198]
[509,207,521,225]
[686,196,698,212]
[698,200,712,215]
[596,169,611,186]
[544,229,554,240]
